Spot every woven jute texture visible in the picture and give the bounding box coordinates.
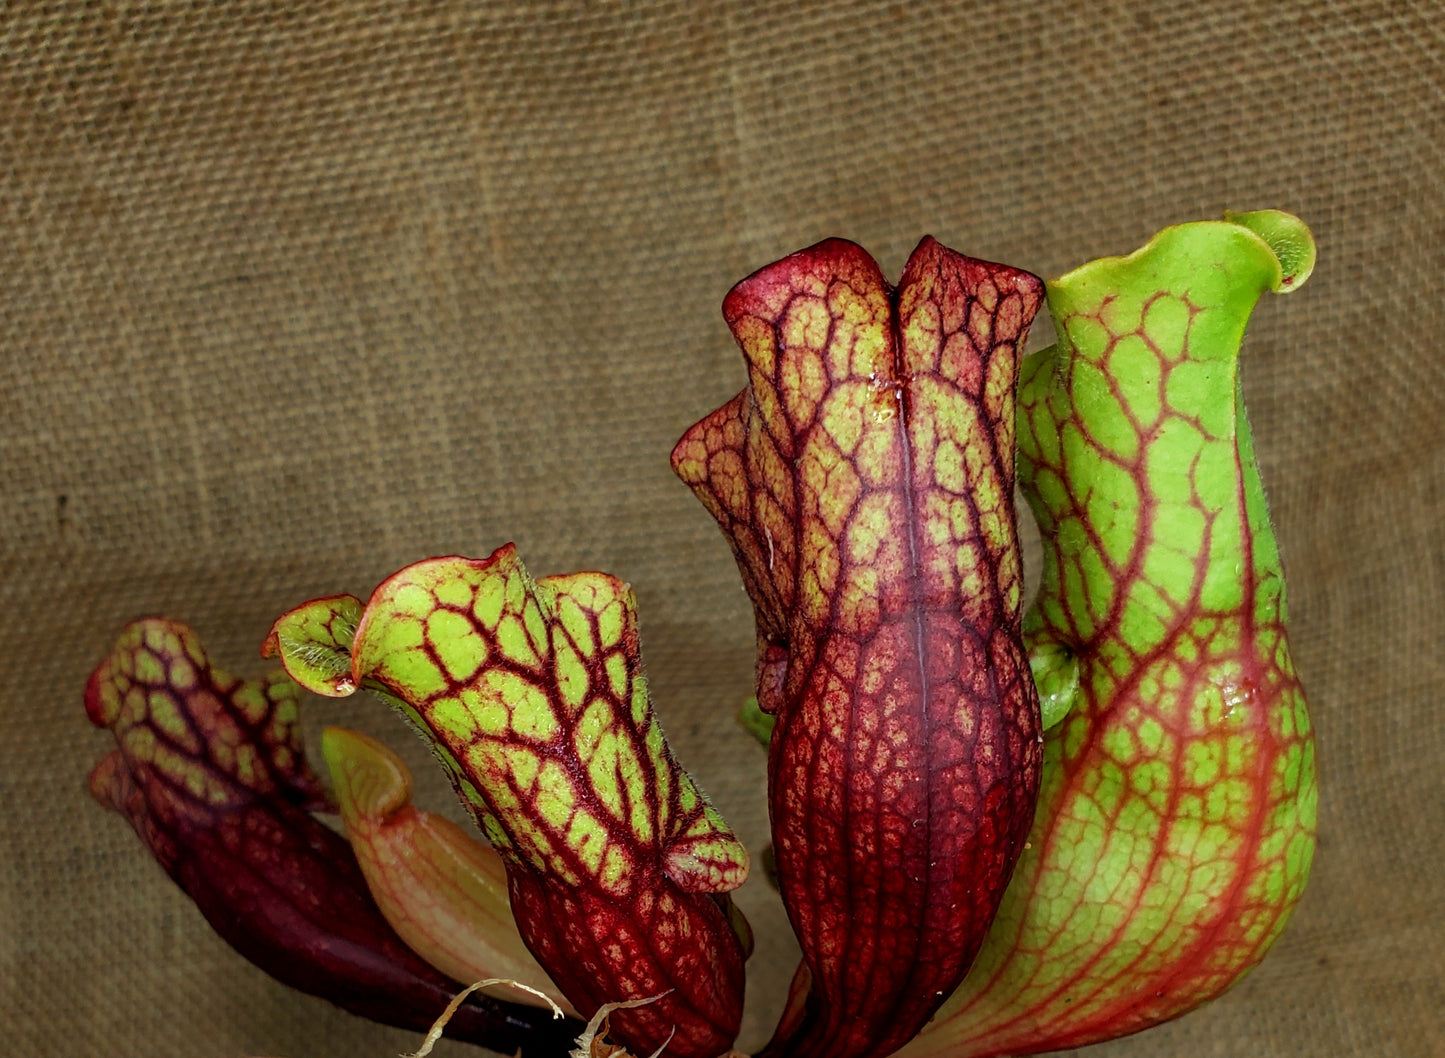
[3,2,1441,1056]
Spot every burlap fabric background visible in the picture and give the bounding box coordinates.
[3,2,1441,1056]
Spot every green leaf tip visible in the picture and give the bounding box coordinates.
[262,593,364,697]
[1027,639,1080,732]
[737,696,774,748]
[1224,209,1316,292]
[321,724,412,820]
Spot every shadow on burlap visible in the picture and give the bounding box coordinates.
[2,3,1440,1056]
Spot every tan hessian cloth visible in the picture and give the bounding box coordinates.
[2,3,1440,1056]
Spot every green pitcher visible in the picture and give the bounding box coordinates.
[905,211,1319,1058]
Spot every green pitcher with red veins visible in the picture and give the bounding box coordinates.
[904,211,1319,1058]
[266,548,752,1058]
